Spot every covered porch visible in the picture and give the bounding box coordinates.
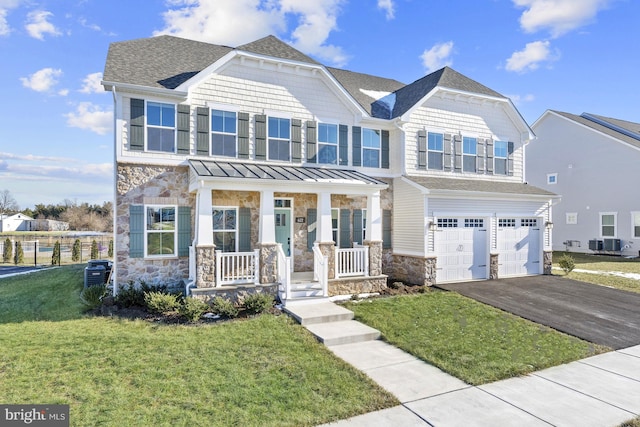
[187,160,389,304]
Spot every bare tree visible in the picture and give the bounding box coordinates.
[0,190,19,216]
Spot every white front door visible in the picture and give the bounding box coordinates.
[434,218,488,283]
[497,218,541,277]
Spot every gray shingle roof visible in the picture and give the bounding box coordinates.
[552,111,640,150]
[406,176,556,197]
[237,35,321,65]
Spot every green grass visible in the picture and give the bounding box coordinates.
[553,251,640,293]
[343,292,607,386]
[0,266,397,426]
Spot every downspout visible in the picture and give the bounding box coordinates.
[110,86,118,297]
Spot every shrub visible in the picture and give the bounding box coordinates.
[51,241,61,266]
[80,284,107,310]
[3,238,12,263]
[72,239,81,262]
[14,241,23,265]
[91,240,99,260]
[179,297,210,322]
[210,296,239,318]
[145,291,180,314]
[558,254,576,274]
[243,293,274,315]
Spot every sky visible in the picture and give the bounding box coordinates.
[0,0,638,211]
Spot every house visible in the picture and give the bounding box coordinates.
[30,218,70,232]
[528,111,640,257]
[0,213,34,232]
[102,35,556,304]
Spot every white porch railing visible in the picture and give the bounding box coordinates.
[215,249,259,286]
[276,244,291,300]
[335,246,369,278]
[313,244,329,297]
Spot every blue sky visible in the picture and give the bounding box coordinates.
[0,0,638,210]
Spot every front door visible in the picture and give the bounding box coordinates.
[274,199,293,269]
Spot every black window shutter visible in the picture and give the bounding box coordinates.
[178,206,191,257]
[306,121,317,163]
[353,209,363,245]
[453,134,462,172]
[237,112,250,159]
[486,139,494,173]
[177,104,190,154]
[381,130,390,169]
[130,99,145,151]
[339,209,351,248]
[291,119,302,162]
[508,141,515,176]
[196,107,209,156]
[444,133,452,171]
[307,208,317,251]
[238,207,251,252]
[417,130,427,169]
[129,205,144,258]
[255,115,267,161]
[477,139,486,173]
[339,124,348,165]
[382,210,392,249]
[352,126,362,167]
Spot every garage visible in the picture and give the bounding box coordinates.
[497,218,541,277]
[434,217,488,283]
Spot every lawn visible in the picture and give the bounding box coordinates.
[343,291,608,386]
[553,251,640,293]
[0,266,397,426]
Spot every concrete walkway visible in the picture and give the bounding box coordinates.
[284,302,640,427]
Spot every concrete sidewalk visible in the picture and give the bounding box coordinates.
[285,303,640,427]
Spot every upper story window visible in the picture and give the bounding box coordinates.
[428,132,444,170]
[211,110,237,157]
[362,128,381,168]
[547,173,558,185]
[494,141,508,175]
[318,123,338,165]
[145,205,176,257]
[268,117,291,161]
[463,137,477,173]
[147,102,176,153]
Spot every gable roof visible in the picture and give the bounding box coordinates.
[548,111,640,150]
[405,176,556,198]
[237,35,320,65]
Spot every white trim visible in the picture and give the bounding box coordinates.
[144,204,179,259]
[631,212,640,238]
[212,206,239,252]
[566,212,578,225]
[546,173,558,185]
[599,211,617,238]
[206,101,242,112]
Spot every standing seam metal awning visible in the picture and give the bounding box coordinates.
[189,159,388,186]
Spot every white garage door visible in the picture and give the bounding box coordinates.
[434,218,488,283]
[497,218,541,277]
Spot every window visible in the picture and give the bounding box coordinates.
[332,208,339,246]
[547,173,558,185]
[428,132,444,170]
[268,117,290,161]
[465,218,483,228]
[318,123,338,165]
[499,218,516,228]
[494,141,508,175]
[147,102,176,152]
[521,218,538,227]
[600,213,616,237]
[566,213,578,225]
[361,209,367,241]
[211,109,236,157]
[362,128,381,167]
[633,212,640,238]
[463,137,477,172]
[145,206,176,256]
[213,207,238,252]
[437,218,458,228]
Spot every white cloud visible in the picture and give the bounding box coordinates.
[20,67,63,92]
[64,102,112,135]
[420,41,454,73]
[505,40,558,72]
[377,0,395,20]
[513,0,612,37]
[0,0,24,36]
[155,0,348,66]
[25,10,61,40]
[80,72,104,94]
[507,93,536,105]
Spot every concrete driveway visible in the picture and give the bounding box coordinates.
[438,275,640,350]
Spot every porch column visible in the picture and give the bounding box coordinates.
[258,190,277,283]
[316,191,335,279]
[195,188,215,288]
[365,191,383,276]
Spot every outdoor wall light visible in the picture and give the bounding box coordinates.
[545,221,554,229]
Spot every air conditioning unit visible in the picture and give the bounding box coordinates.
[588,239,603,251]
[603,239,621,251]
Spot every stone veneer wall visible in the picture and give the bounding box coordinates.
[490,253,499,279]
[116,164,194,287]
[543,250,553,275]
[329,276,387,296]
[389,254,437,286]
[191,284,278,305]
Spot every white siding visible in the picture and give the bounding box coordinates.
[392,178,427,255]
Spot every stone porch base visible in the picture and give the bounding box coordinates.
[190,283,278,305]
[329,275,387,297]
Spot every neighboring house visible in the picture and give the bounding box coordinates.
[0,213,34,232]
[30,218,70,232]
[102,35,556,304]
[528,111,640,257]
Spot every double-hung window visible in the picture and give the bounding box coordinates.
[428,132,444,170]
[362,128,381,167]
[268,117,291,161]
[147,102,176,152]
[145,206,176,256]
[213,207,238,252]
[600,213,616,237]
[318,123,338,165]
[463,137,477,172]
[494,141,508,175]
[211,109,237,157]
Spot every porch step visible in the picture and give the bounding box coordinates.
[305,320,381,346]
[284,302,354,325]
